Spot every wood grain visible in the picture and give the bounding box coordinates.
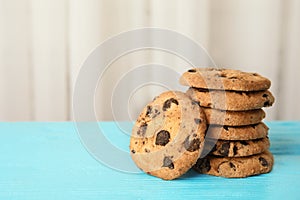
[0,0,32,121]
[31,0,69,120]
[209,0,282,120]
[0,0,299,120]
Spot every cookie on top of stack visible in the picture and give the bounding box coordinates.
[180,68,275,178]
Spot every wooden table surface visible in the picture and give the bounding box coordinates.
[0,121,299,199]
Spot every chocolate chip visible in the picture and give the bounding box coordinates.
[194,158,211,173]
[144,148,150,153]
[146,106,152,116]
[252,73,258,76]
[162,157,174,169]
[233,146,238,155]
[218,142,230,156]
[229,162,236,171]
[264,101,270,107]
[137,123,147,136]
[259,157,268,167]
[194,118,202,124]
[155,130,170,146]
[228,76,238,79]
[152,109,160,118]
[223,126,229,131]
[184,137,200,152]
[188,69,196,73]
[131,149,136,154]
[163,98,179,111]
[262,93,268,98]
[146,106,161,118]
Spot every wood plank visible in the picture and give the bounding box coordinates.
[0,0,298,121]
[277,0,300,120]
[0,0,32,121]
[209,0,282,120]
[69,0,103,120]
[69,0,103,91]
[31,0,69,121]
[150,0,192,74]
[149,0,211,95]
[150,0,211,68]
[70,0,151,120]
[95,0,151,121]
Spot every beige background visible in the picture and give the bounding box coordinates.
[0,0,299,121]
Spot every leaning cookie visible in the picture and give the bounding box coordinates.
[186,88,275,111]
[206,122,269,140]
[180,68,271,91]
[193,150,274,178]
[202,107,265,126]
[207,137,270,157]
[130,91,207,180]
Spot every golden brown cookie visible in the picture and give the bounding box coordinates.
[130,91,207,180]
[180,68,271,91]
[207,137,270,157]
[202,107,265,126]
[206,122,269,140]
[193,150,274,178]
[186,88,275,111]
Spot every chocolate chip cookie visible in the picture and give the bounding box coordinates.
[186,88,275,111]
[180,68,271,91]
[207,137,270,157]
[193,150,274,178]
[202,107,265,126]
[130,91,207,180]
[206,122,269,140]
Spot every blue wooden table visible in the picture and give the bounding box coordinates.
[0,121,299,200]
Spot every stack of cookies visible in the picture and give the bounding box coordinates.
[130,68,275,180]
[180,68,275,178]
